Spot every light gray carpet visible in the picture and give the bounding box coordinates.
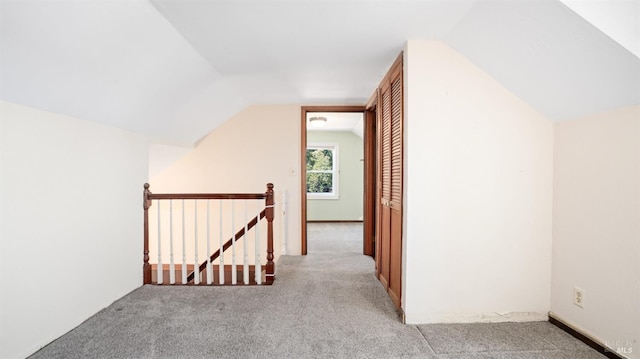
[30,223,605,359]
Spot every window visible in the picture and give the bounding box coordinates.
[306,144,339,199]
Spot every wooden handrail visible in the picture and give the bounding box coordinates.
[149,193,266,200]
[186,209,266,283]
[142,183,275,286]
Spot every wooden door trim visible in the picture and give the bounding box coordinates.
[363,98,377,257]
[300,105,366,255]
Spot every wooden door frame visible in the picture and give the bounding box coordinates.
[300,105,367,255]
[363,92,378,258]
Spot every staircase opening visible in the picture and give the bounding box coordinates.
[142,183,276,285]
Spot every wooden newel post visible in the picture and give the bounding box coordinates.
[265,183,275,285]
[143,183,152,284]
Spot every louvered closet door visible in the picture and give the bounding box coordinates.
[376,54,403,309]
[388,67,403,308]
[378,79,392,291]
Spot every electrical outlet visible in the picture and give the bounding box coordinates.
[574,287,585,308]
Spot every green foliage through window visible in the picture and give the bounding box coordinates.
[306,147,335,194]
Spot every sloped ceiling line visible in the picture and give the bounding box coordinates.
[1,0,638,146]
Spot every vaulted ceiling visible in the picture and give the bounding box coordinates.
[1,0,638,145]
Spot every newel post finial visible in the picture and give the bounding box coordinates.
[143,183,152,210]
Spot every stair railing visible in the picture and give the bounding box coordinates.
[143,183,275,285]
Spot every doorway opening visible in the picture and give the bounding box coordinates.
[300,106,375,255]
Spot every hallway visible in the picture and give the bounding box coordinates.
[30,223,605,358]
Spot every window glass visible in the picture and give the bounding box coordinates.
[306,145,338,199]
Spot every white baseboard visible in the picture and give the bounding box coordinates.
[404,311,548,324]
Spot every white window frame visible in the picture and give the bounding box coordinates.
[306,143,339,200]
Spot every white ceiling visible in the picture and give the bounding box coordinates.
[444,0,640,121]
[560,0,640,58]
[1,0,638,145]
[307,112,364,138]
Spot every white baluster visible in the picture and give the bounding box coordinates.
[156,200,163,284]
[169,199,175,285]
[255,204,261,285]
[243,200,249,285]
[219,200,225,285]
[206,199,212,285]
[231,201,237,285]
[181,199,187,284]
[193,199,199,285]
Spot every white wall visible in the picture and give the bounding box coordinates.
[0,101,149,359]
[150,104,301,256]
[402,40,554,323]
[149,143,194,179]
[307,131,363,221]
[552,105,639,358]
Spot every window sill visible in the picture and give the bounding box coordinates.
[308,193,339,200]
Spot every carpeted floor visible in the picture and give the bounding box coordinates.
[30,223,605,358]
